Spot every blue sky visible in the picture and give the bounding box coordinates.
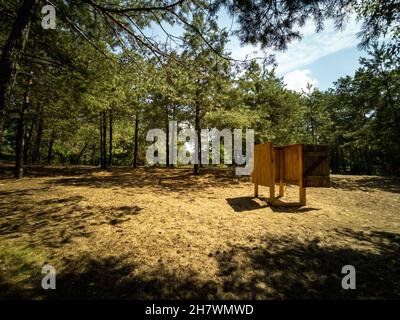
[146,10,367,92]
[223,13,367,92]
[304,47,367,91]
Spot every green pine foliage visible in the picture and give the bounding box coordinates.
[0,0,399,175]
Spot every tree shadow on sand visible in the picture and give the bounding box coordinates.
[213,229,400,299]
[2,228,399,299]
[0,193,142,247]
[331,176,400,194]
[0,254,219,300]
[0,164,103,179]
[43,167,248,194]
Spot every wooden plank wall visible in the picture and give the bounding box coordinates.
[253,143,330,189]
[252,143,273,187]
[273,147,285,196]
[303,144,330,187]
[283,144,302,185]
[273,147,282,183]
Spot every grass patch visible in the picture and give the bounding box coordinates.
[0,244,49,299]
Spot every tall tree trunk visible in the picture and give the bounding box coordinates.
[23,126,29,165]
[90,143,96,165]
[332,147,337,174]
[171,104,177,168]
[23,114,36,164]
[194,100,200,175]
[0,0,38,138]
[349,146,353,174]
[365,147,372,175]
[108,109,113,167]
[165,104,169,167]
[15,108,26,178]
[76,143,88,164]
[133,112,139,168]
[47,131,55,165]
[311,121,316,144]
[14,73,32,178]
[100,114,103,165]
[100,110,107,169]
[31,109,43,163]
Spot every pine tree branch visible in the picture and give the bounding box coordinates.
[83,0,186,14]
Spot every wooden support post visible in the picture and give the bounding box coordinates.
[279,181,284,197]
[279,148,285,197]
[254,183,259,198]
[299,145,306,206]
[270,144,275,202]
[270,183,275,202]
[300,187,306,206]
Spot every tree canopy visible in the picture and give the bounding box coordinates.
[0,0,399,176]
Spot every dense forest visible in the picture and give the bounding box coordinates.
[1,0,399,177]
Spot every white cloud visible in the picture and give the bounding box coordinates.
[275,17,361,74]
[227,42,265,61]
[228,15,361,74]
[283,69,318,92]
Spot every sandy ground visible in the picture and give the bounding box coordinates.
[0,164,399,299]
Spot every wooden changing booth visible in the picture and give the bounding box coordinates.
[252,143,330,206]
